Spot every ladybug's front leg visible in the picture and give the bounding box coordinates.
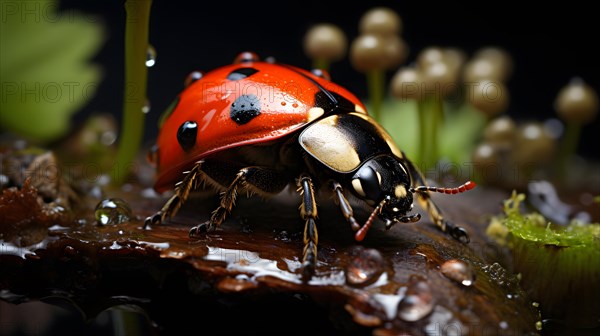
[297,174,319,282]
[144,160,205,229]
[331,181,360,232]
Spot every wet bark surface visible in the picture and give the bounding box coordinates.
[0,148,540,335]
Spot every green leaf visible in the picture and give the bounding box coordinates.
[0,0,105,142]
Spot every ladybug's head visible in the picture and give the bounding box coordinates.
[350,155,476,241]
[349,155,418,228]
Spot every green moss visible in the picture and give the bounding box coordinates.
[489,191,600,328]
[501,191,600,247]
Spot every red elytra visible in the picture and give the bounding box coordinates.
[152,57,366,192]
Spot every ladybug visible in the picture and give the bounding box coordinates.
[145,52,475,280]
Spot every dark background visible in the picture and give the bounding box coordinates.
[61,0,599,159]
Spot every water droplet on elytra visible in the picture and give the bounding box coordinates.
[440,259,475,286]
[95,198,132,226]
[397,276,434,321]
[345,247,384,287]
[146,44,157,67]
[184,71,203,87]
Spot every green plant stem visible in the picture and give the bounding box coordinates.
[557,121,581,182]
[112,0,152,185]
[367,69,384,122]
[417,99,427,169]
[312,58,329,71]
[417,96,444,171]
[429,95,443,168]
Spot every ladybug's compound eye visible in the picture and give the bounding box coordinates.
[352,165,383,203]
[184,71,203,87]
[352,155,412,209]
[177,121,197,151]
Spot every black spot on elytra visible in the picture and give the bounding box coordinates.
[227,67,259,81]
[314,91,355,115]
[280,64,354,116]
[177,121,197,151]
[230,94,261,125]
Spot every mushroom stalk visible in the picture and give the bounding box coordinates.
[367,69,385,121]
[557,121,581,181]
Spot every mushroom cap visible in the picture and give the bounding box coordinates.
[555,78,599,124]
[303,23,348,61]
[484,115,517,147]
[474,47,513,78]
[469,80,509,118]
[381,35,408,70]
[350,34,387,72]
[512,122,556,164]
[390,66,424,101]
[417,47,445,69]
[463,57,510,83]
[359,7,403,36]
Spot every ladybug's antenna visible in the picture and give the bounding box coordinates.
[409,181,476,195]
[355,197,388,242]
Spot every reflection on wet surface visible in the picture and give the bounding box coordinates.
[0,184,541,334]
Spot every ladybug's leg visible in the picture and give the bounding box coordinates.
[144,160,205,229]
[331,181,360,232]
[189,168,247,236]
[189,166,289,236]
[297,174,319,281]
[401,155,470,243]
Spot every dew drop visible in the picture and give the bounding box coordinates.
[142,99,151,114]
[234,51,259,64]
[345,247,384,287]
[95,198,132,226]
[146,44,157,67]
[397,276,434,321]
[440,259,476,287]
[184,71,203,87]
[482,262,517,288]
[535,321,542,331]
[311,68,331,81]
[274,230,290,242]
[0,174,8,188]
